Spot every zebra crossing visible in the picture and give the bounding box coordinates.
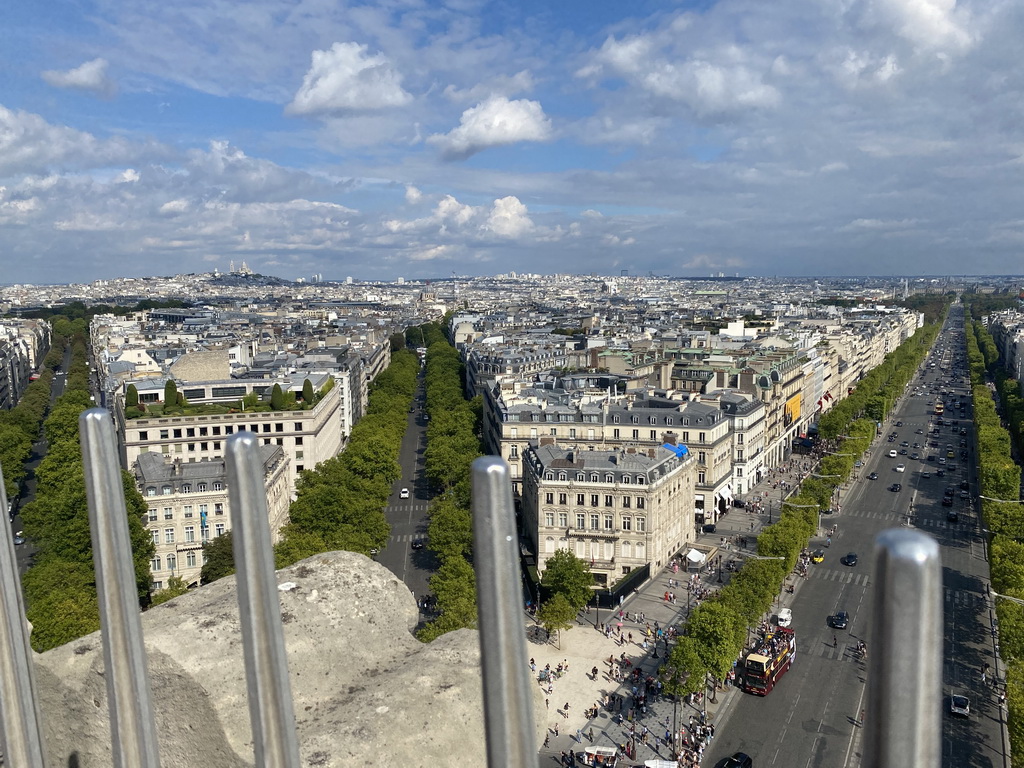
[803,640,867,664]
[808,568,872,587]
[388,533,425,544]
[944,587,988,610]
[386,502,430,513]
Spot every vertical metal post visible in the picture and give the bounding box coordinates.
[0,464,46,768]
[864,528,941,768]
[225,432,301,768]
[471,457,536,768]
[79,409,162,768]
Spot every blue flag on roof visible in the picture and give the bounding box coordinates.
[662,443,689,458]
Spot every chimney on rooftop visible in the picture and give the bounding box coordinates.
[663,431,678,446]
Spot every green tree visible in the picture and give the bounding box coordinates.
[542,549,593,611]
[151,576,190,605]
[126,383,139,408]
[163,379,178,406]
[201,532,236,583]
[302,378,315,404]
[663,635,709,698]
[270,383,285,410]
[536,593,576,649]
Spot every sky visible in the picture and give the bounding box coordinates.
[2,0,1023,285]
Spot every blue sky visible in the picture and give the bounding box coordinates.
[1,0,1023,284]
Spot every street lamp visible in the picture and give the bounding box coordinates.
[781,500,822,534]
[979,495,1024,503]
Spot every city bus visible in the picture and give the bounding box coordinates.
[742,627,796,695]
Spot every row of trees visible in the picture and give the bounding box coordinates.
[661,315,944,697]
[962,302,1024,757]
[19,329,154,651]
[0,370,54,502]
[412,321,486,642]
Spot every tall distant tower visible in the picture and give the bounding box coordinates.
[229,260,235,273]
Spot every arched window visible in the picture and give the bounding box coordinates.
[161,485,172,496]
[635,541,646,560]
[545,536,555,554]
[146,487,157,497]
[621,541,632,559]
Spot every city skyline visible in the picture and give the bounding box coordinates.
[3,0,1022,285]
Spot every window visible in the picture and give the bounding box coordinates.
[161,485,172,496]
[183,505,193,518]
[545,493,554,505]
[569,428,577,439]
[152,580,163,590]
[225,425,234,435]
[165,554,176,572]
[185,525,196,543]
[214,442,221,450]
[737,450,744,461]
[213,426,221,436]
[148,508,157,522]
[139,431,148,441]
[650,430,657,439]
[576,473,585,482]
[613,415,620,424]
[604,514,613,530]
[199,504,208,517]
[181,484,191,494]
[621,475,630,485]
[576,493,585,506]
[558,512,568,527]
[576,513,586,528]
[550,428,557,436]
[666,417,674,426]
[622,496,631,508]
[636,476,645,485]
[186,551,197,568]
[295,436,303,446]
[296,451,304,460]
[545,512,555,526]
[590,494,599,507]
[151,530,160,545]
[613,428,620,439]
[591,473,599,482]
[636,497,645,509]
[187,443,196,452]
[631,416,638,424]
[213,482,223,491]
[698,471,706,484]
[510,427,518,438]
[214,503,224,515]
[197,483,207,493]
[164,528,175,544]
[622,516,632,531]
[200,442,209,451]
[510,445,519,458]
[632,429,639,440]
[737,433,744,444]
[294,422,302,431]
[737,468,744,477]
[187,428,196,438]
[545,472,555,481]
[605,495,613,507]
[636,517,646,532]
[215,523,226,537]
[151,557,162,572]
[275,423,284,433]
[160,429,169,439]
[199,427,208,437]
[163,507,173,520]
[590,514,600,530]
[559,472,568,482]
[606,474,614,483]
[201,527,210,542]
[146,487,157,498]
[296,465,304,473]
[699,432,706,442]
[698,451,706,463]
[682,432,689,442]
[530,428,538,438]
[558,493,567,505]
[261,424,271,433]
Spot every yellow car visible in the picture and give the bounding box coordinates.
[812,550,825,564]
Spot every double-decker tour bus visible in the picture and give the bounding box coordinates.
[742,626,796,696]
[934,401,945,417]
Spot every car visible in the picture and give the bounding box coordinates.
[411,539,425,550]
[947,450,955,458]
[896,421,904,427]
[947,510,959,522]
[888,449,898,458]
[12,534,25,545]
[910,453,920,460]
[895,464,906,473]
[830,610,849,629]
[724,753,753,768]
[938,457,946,465]
[812,550,825,563]
[400,488,410,499]
[854,460,863,467]
[890,483,902,492]
[916,428,924,434]
[842,552,859,567]
[928,454,936,461]
[960,480,970,490]
[702,523,717,533]
[937,468,945,477]
[942,496,953,507]
[868,471,879,480]
[898,449,908,456]
[950,694,970,717]
[777,608,792,627]
[922,471,930,479]
[900,440,909,447]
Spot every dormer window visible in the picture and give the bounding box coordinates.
[649,416,656,425]
[576,474,585,482]
[546,472,555,481]
[636,476,646,485]
[621,475,630,484]
[558,472,567,481]
[631,416,639,424]
[605,474,614,482]
[198,483,208,493]
[591,474,599,482]
[613,416,620,424]
[666,417,673,426]
[181,484,191,494]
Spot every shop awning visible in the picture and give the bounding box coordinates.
[686,548,706,564]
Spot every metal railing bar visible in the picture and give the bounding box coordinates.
[865,528,941,768]
[471,456,536,768]
[225,432,301,768]
[80,408,162,768]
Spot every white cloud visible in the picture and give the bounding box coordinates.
[116,168,140,184]
[404,185,422,204]
[429,96,552,160]
[442,70,535,103]
[286,42,412,116]
[484,196,533,238]
[854,0,974,52]
[41,58,116,98]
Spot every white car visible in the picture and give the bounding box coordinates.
[399,488,410,499]
[888,449,898,458]
[895,464,906,473]
[777,608,792,627]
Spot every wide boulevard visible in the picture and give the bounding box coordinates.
[705,304,1007,768]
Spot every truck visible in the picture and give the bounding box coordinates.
[742,626,796,696]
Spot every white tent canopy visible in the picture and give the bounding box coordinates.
[686,548,706,564]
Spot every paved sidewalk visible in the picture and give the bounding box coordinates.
[530,451,850,765]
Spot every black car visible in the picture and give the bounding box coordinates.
[411,539,425,550]
[830,610,849,629]
[960,481,970,490]
[702,524,717,533]
[842,552,859,567]
[890,483,902,492]
[724,753,753,768]
[942,496,953,507]
[947,510,959,522]
[868,471,879,480]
